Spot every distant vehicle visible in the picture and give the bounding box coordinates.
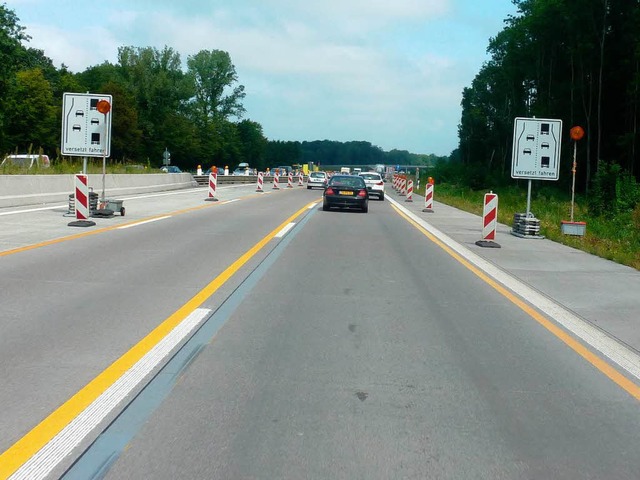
[526,134,535,141]
[359,172,385,200]
[307,171,328,189]
[523,148,532,155]
[277,165,293,175]
[353,167,362,175]
[72,124,81,131]
[90,118,100,125]
[374,164,385,176]
[340,167,350,174]
[75,110,84,117]
[541,142,550,149]
[322,174,369,213]
[1,154,50,169]
[161,166,182,173]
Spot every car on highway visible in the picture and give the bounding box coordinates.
[307,171,328,189]
[161,165,182,173]
[322,174,369,212]
[358,172,385,200]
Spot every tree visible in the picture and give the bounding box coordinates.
[4,68,57,155]
[186,49,246,128]
[0,5,30,152]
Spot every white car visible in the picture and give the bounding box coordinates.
[358,172,385,200]
[307,171,328,189]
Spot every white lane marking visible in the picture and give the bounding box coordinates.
[275,222,296,238]
[10,308,212,480]
[116,215,172,229]
[0,183,256,216]
[223,198,241,204]
[307,203,318,209]
[388,196,640,382]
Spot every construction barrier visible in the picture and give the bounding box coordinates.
[482,192,498,240]
[256,172,264,192]
[68,174,96,227]
[423,183,434,212]
[273,173,280,190]
[298,173,304,186]
[205,173,218,201]
[399,177,406,196]
[405,180,414,202]
[287,172,293,188]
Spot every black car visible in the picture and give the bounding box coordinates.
[322,175,369,212]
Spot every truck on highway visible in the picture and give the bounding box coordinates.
[340,167,350,174]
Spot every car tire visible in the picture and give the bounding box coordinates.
[307,186,311,189]
[362,202,368,213]
[379,193,384,201]
[322,203,330,211]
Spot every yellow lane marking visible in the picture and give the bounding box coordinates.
[391,203,640,402]
[0,201,317,479]
[0,197,248,258]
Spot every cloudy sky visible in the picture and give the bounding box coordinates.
[7,0,518,156]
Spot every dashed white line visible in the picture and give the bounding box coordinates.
[116,216,171,229]
[275,222,296,238]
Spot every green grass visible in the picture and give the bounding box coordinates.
[416,182,640,271]
[1,158,159,175]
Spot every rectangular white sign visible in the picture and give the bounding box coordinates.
[511,117,562,180]
[61,93,112,157]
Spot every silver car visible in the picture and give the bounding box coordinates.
[307,171,328,189]
[358,172,385,200]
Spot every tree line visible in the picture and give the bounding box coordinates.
[455,0,640,211]
[0,5,443,174]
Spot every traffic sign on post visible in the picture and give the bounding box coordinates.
[511,117,562,180]
[61,93,112,157]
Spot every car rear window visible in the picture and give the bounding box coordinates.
[360,173,380,180]
[329,176,366,188]
[310,172,325,178]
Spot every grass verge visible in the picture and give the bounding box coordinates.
[416,182,640,271]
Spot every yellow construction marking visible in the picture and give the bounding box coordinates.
[391,203,640,402]
[0,197,249,258]
[0,201,317,479]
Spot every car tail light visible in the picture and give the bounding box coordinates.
[325,187,335,195]
[357,189,367,197]
[376,181,384,186]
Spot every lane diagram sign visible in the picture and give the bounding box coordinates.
[61,93,112,157]
[511,117,562,180]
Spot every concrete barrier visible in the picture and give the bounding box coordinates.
[0,173,198,208]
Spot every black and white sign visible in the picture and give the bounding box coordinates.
[61,93,112,157]
[511,117,562,180]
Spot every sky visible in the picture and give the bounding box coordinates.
[6,0,519,156]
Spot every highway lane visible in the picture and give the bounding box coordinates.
[0,185,322,478]
[70,195,640,479]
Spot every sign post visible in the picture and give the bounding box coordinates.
[511,117,562,238]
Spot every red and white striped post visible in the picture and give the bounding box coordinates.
[256,171,264,192]
[423,182,434,212]
[399,177,406,196]
[287,172,294,188]
[68,174,96,227]
[476,192,500,248]
[75,174,89,220]
[205,172,218,201]
[298,172,304,186]
[273,173,280,190]
[405,180,414,202]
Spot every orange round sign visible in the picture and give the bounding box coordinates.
[96,99,111,114]
[570,126,584,141]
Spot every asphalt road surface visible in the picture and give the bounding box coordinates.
[1,184,639,479]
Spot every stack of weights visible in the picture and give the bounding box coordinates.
[512,213,541,236]
[68,191,99,215]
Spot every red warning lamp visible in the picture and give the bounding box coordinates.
[570,126,584,141]
[96,99,111,114]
